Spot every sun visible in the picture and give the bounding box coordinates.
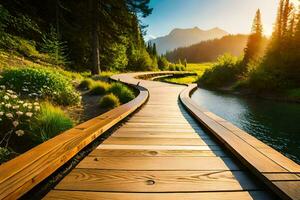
[290,0,299,6]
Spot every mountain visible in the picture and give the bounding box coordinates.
[149,27,228,54]
[165,34,250,63]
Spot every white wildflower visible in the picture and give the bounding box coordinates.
[34,106,40,111]
[3,95,9,100]
[7,90,14,94]
[15,130,24,136]
[5,113,13,118]
[0,85,5,90]
[18,100,24,104]
[12,121,19,127]
[33,102,39,106]
[16,111,23,116]
[0,111,3,115]
[11,95,17,99]
[5,103,11,108]
[12,105,19,109]
[25,112,33,117]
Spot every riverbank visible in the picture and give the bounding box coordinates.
[191,87,300,164]
[200,83,300,104]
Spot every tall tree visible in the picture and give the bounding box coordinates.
[243,9,263,66]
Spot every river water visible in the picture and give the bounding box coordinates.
[191,87,300,164]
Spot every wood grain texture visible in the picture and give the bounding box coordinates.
[44,191,275,200]
[103,137,217,146]
[55,169,260,192]
[88,149,226,157]
[76,156,240,170]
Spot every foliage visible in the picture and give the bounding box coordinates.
[79,78,94,90]
[0,147,11,164]
[243,9,264,69]
[198,54,243,88]
[0,68,81,105]
[41,26,69,66]
[99,93,120,109]
[0,0,153,73]
[108,82,135,103]
[0,87,40,151]
[242,0,300,92]
[158,56,169,70]
[163,76,198,84]
[89,81,110,95]
[30,102,73,143]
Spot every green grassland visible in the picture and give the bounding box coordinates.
[163,63,213,84]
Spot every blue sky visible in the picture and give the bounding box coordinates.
[141,0,292,41]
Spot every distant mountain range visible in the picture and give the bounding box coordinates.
[165,34,250,63]
[149,27,228,54]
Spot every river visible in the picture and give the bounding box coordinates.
[191,87,300,164]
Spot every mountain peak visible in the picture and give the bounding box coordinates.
[150,27,229,54]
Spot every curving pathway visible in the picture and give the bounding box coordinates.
[44,73,275,200]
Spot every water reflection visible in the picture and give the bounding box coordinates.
[191,88,300,164]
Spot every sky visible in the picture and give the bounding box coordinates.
[142,0,300,41]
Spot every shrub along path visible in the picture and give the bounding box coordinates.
[44,73,275,200]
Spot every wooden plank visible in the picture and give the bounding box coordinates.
[76,157,240,170]
[114,128,201,133]
[263,173,300,181]
[97,144,222,151]
[88,149,226,157]
[55,169,260,192]
[273,181,300,200]
[111,131,201,138]
[44,191,275,200]
[103,137,217,146]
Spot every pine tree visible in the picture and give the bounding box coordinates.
[152,43,157,56]
[243,9,263,66]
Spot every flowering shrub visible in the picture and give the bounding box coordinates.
[0,87,40,150]
[0,68,81,105]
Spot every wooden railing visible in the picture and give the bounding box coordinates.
[180,84,300,200]
[0,80,149,199]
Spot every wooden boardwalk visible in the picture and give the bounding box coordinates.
[44,73,276,200]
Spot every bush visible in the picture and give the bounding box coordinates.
[108,83,135,103]
[198,54,242,88]
[99,93,120,109]
[31,103,73,143]
[158,56,169,70]
[78,78,94,90]
[0,68,81,105]
[0,87,40,151]
[0,147,11,164]
[169,64,175,71]
[89,81,110,95]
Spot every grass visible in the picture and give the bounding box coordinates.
[185,63,213,76]
[163,76,198,84]
[108,82,135,103]
[287,88,300,100]
[161,63,214,84]
[89,81,110,95]
[31,102,74,143]
[99,93,120,109]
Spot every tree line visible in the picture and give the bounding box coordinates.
[245,0,300,91]
[199,0,300,93]
[0,0,163,74]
